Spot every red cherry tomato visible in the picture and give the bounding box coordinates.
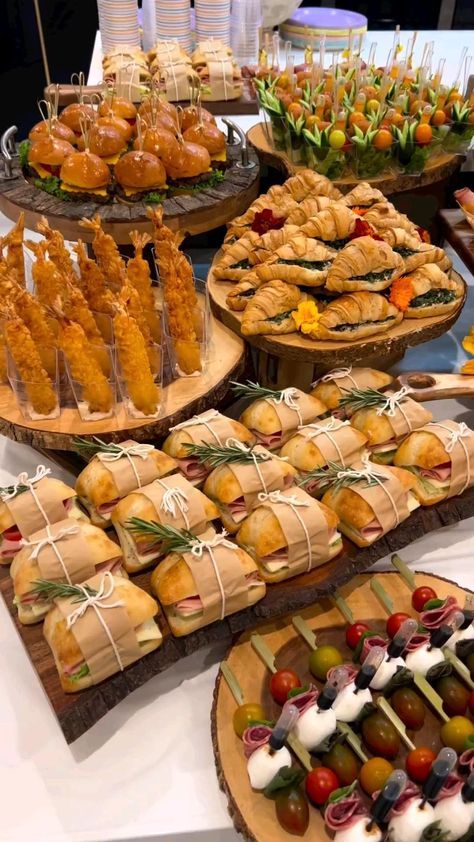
[346,622,370,650]
[412,586,437,612]
[305,767,340,806]
[270,669,301,705]
[386,612,411,638]
[469,691,474,716]
[406,747,436,783]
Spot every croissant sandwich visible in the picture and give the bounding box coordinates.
[392,264,463,318]
[326,236,404,293]
[213,231,261,281]
[254,237,336,287]
[349,391,433,463]
[236,487,342,582]
[340,182,386,209]
[311,367,393,411]
[250,225,300,265]
[226,272,264,311]
[75,442,177,527]
[230,195,297,230]
[241,280,305,336]
[301,205,357,249]
[43,574,161,692]
[269,170,342,202]
[394,420,474,505]
[239,387,326,449]
[280,420,368,493]
[11,520,124,625]
[286,195,334,226]
[315,292,403,341]
[381,228,445,273]
[363,202,420,238]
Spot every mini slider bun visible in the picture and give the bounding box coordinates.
[98,96,137,125]
[29,119,76,146]
[76,124,126,162]
[394,430,452,505]
[60,149,111,202]
[59,102,96,135]
[182,122,226,160]
[138,100,178,135]
[150,545,264,636]
[97,114,133,143]
[114,150,167,202]
[180,105,216,132]
[166,141,212,187]
[132,126,181,166]
[311,368,393,410]
[27,136,75,179]
[43,576,161,692]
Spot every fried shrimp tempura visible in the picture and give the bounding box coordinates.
[74,240,116,316]
[37,216,75,279]
[5,316,57,416]
[25,240,65,305]
[79,216,126,289]
[63,284,111,376]
[113,306,160,416]
[12,287,57,378]
[147,208,197,308]
[58,319,114,414]
[5,213,25,287]
[127,231,160,341]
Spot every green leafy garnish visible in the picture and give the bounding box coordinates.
[34,176,75,202]
[419,821,450,841]
[231,380,287,401]
[264,766,305,798]
[143,191,164,204]
[353,630,385,663]
[267,309,295,325]
[30,579,97,602]
[125,519,198,555]
[19,139,31,169]
[172,170,225,192]
[464,734,474,751]
[73,436,131,460]
[299,460,385,496]
[339,386,398,413]
[183,441,273,468]
[230,259,252,270]
[277,259,332,271]
[426,660,452,681]
[393,246,418,258]
[410,289,456,307]
[351,269,394,283]
[332,316,395,332]
[384,666,414,695]
[287,684,311,699]
[70,663,91,682]
[0,481,29,500]
[326,780,358,805]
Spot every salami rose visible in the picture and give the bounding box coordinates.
[388,781,421,818]
[435,773,463,802]
[325,792,368,831]
[327,664,359,688]
[242,725,272,759]
[283,687,319,718]
[361,635,388,663]
[405,633,431,652]
[459,748,474,774]
[420,596,461,630]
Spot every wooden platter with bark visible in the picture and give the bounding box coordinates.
[1,486,474,743]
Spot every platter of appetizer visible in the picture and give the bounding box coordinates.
[213,567,474,841]
[2,363,474,742]
[207,170,466,386]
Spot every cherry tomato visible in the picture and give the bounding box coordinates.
[346,622,370,650]
[359,757,394,795]
[275,787,309,836]
[440,716,474,753]
[322,743,361,786]
[436,676,470,717]
[305,767,339,806]
[232,703,266,738]
[469,691,474,716]
[361,712,401,760]
[406,747,436,783]
[390,687,426,731]
[270,669,301,705]
[386,612,411,639]
[412,586,437,612]
[309,645,344,681]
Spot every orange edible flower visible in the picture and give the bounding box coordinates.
[389,276,414,312]
[352,206,369,216]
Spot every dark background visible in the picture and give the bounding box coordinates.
[1,0,472,137]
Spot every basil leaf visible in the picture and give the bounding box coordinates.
[326,780,358,805]
[264,766,306,798]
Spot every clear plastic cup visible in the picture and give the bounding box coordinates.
[7,346,60,421]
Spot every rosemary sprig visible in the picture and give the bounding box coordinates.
[73,436,125,459]
[126,518,198,555]
[298,460,382,493]
[30,579,97,603]
[0,483,28,499]
[183,441,270,468]
[230,380,284,401]
[338,387,391,413]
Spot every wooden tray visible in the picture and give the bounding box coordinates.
[0,314,245,451]
[247,122,462,195]
[208,256,467,388]
[2,485,474,743]
[212,571,468,842]
[0,144,260,242]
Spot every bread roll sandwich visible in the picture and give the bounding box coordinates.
[320,461,419,547]
[236,487,342,582]
[315,292,403,341]
[254,237,336,287]
[310,367,393,412]
[346,388,433,463]
[11,520,124,625]
[151,527,265,635]
[394,420,474,504]
[111,474,218,572]
[43,573,161,692]
[237,382,327,449]
[75,440,177,527]
[381,228,445,273]
[390,264,464,318]
[325,236,404,293]
[162,410,255,485]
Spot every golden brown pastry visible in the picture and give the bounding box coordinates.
[436,253,452,274]
[280,419,368,490]
[230,195,298,229]
[316,292,403,341]
[251,225,300,264]
[301,205,357,247]
[271,170,343,202]
[398,264,464,318]
[341,182,385,208]
[325,236,404,293]
[381,228,445,273]
[286,196,334,226]
[241,280,304,336]
[254,237,336,287]
[226,272,264,311]
[349,391,433,462]
[363,202,419,237]
[310,367,393,410]
[239,386,326,448]
[213,231,261,281]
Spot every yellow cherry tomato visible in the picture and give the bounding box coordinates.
[359,758,394,795]
[309,645,344,680]
[233,703,266,738]
[440,716,474,753]
[367,99,380,113]
[328,129,346,150]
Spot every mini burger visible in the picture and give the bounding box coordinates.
[58,102,96,137]
[98,96,137,128]
[183,122,227,167]
[59,149,111,201]
[76,123,127,165]
[132,126,181,168]
[165,141,212,191]
[180,105,216,132]
[26,136,75,181]
[96,114,133,143]
[29,119,76,146]
[114,150,167,202]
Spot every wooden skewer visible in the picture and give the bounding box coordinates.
[414,674,450,723]
[332,593,354,625]
[370,578,394,615]
[443,648,474,690]
[292,616,317,651]
[220,661,245,706]
[377,697,415,750]
[391,554,416,591]
[337,722,368,762]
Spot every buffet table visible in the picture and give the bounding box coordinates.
[1,27,474,842]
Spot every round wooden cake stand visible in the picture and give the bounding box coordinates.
[0,316,245,452]
[212,570,468,842]
[247,122,461,196]
[0,146,260,242]
[208,259,467,389]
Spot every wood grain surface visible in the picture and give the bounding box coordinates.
[439,209,474,276]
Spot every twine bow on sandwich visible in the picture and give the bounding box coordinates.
[22,523,80,578]
[65,571,125,671]
[257,489,313,572]
[375,386,412,418]
[97,442,154,488]
[272,387,304,426]
[188,531,237,620]
[224,437,287,499]
[311,366,355,388]
[170,410,224,444]
[335,455,401,528]
[159,485,190,526]
[299,418,351,464]
[1,464,51,501]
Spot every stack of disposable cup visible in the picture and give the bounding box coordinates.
[195,0,231,47]
[230,0,262,65]
[97,0,140,51]
[155,0,192,53]
[141,0,156,52]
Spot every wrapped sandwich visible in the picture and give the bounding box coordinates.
[236,381,327,449]
[236,486,342,582]
[325,236,404,293]
[75,438,177,527]
[310,366,393,412]
[320,458,420,547]
[201,440,297,532]
[111,473,219,572]
[43,572,161,692]
[390,264,464,318]
[253,237,336,287]
[11,519,124,625]
[0,466,87,566]
[345,386,433,463]
[280,418,368,494]
[151,526,265,635]
[162,410,255,484]
[394,419,474,504]
[315,292,403,341]
[381,228,445,273]
[192,40,242,101]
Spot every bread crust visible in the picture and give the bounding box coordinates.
[162,418,255,458]
[394,430,449,469]
[254,237,336,287]
[316,292,403,341]
[239,393,326,437]
[300,205,356,243]
[326,236,404,293]
[310,369,393,409]
[280,427,368,471]
[75,449,177,508]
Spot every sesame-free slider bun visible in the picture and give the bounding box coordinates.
[114,151,167,190]
[58,102,96,134]
[132,127,181,166]
[182,123,226,155]
[97,114,133,143]
[29,119,76,146]
[28,136,75,167]
[98,96,137,122]
[76,124,126,158]
[60,150,111,189]
[166,142,211,180]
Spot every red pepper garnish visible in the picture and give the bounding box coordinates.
[251,208,286,235]
[348,217,383,241]
[416,226,431,243]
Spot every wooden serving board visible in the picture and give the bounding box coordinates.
[247,122,462,195]
[212,571,469,842]
[208,257,467,388]
[0,144,260,242]
[2,487,474,743]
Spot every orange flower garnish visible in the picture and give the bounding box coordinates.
[389,276,414,312]
[461,360,474,374]
[352,206,369,216]
[416,226,431,244]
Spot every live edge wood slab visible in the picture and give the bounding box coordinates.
[1,486,474,743]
